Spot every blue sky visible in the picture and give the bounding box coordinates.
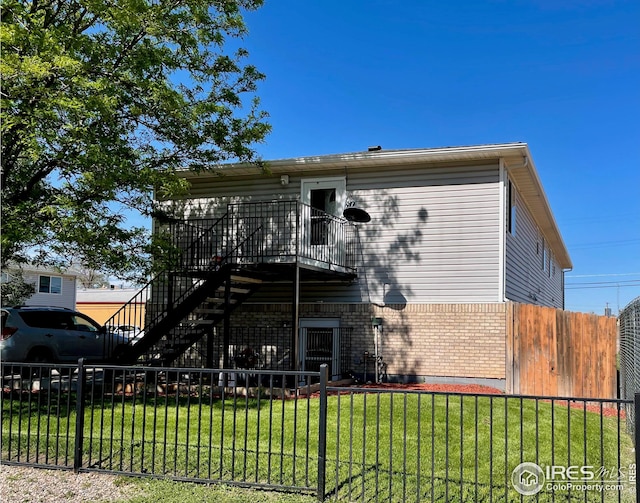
[237,0,640,314]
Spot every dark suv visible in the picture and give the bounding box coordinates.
[0,306,129,364]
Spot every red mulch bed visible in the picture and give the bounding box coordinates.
[305,381,503,399]
[540,398,626,419]
[353,382,504,394]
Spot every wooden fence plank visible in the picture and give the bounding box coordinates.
[548,307,558,395]
[573,312,584,397]
[505,302,514,394]
[556,309,569,397]
[541,306,555,396]
[524,304,536,395]
[583,313,594,397]
[512,302,520,395]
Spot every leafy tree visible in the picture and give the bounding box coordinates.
[1,0,270,280]
[1,270,36,307]
[69,264,110,289]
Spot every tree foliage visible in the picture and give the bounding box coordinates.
[68,263,109,289]
[1,270,36,307]
[1,0,269,280]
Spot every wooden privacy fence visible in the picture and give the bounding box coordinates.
[506,302,617,398]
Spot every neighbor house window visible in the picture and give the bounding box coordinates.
[542,241,547,272]
[508,181,516,236]
[39,275,62,294]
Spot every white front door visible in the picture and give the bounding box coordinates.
[300,177,346,266]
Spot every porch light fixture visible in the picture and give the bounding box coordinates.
[280,174,290,186]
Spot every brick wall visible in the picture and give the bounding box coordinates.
[229,302,507,380]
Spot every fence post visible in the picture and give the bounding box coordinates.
[635,393,640,503]
[317,364,328,502]
[73,358,86,473]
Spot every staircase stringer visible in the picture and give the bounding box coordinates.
[154,268,264,366]
[105,217,265,365]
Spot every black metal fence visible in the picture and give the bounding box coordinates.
[323,386,636,502]
[1,361,326,496]
[2,361,637,502]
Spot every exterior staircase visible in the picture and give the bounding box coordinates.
[125,267,263,366]
[103,201,357,367]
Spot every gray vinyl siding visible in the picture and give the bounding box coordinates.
[173,174,303,218]
[505,180,564,308]
[346,165,501,304]
[22,273,77,310]
[179,163,502,304]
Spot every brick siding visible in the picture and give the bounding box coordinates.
[229,303,507,380]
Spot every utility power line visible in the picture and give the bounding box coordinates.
[566,272,640,278]
[565,282,640,290]
[566,279,640,286]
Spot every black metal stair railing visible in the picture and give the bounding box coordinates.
[141,265,264,366]
[102,214,232,361]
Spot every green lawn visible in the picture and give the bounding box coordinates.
[324,392,634,502]
[2,388,634,502]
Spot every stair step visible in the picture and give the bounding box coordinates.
[189,319,215,325]
[205,297,237,304]
[194,308,224,315]
[161,342,190,349]
[216,286,251,295]
[230,275,263,284]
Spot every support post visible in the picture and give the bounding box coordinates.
[166,273,174,313]
[292,263,300,372]
[73,358,86,473]
[317,364,328,501]
[206,327,214,369]
[293,202,301,372]
[223,274,231,370]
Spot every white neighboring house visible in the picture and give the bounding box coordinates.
[1,266,77,310]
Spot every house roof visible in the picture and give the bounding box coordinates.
[76,288,142,303]
[180,142,572,269]
[1,263,77,279]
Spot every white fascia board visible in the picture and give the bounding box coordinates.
[179,143,530,178]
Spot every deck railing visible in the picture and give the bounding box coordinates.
[225,200,357,272]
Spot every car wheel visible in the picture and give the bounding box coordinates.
[23,348,54,378]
